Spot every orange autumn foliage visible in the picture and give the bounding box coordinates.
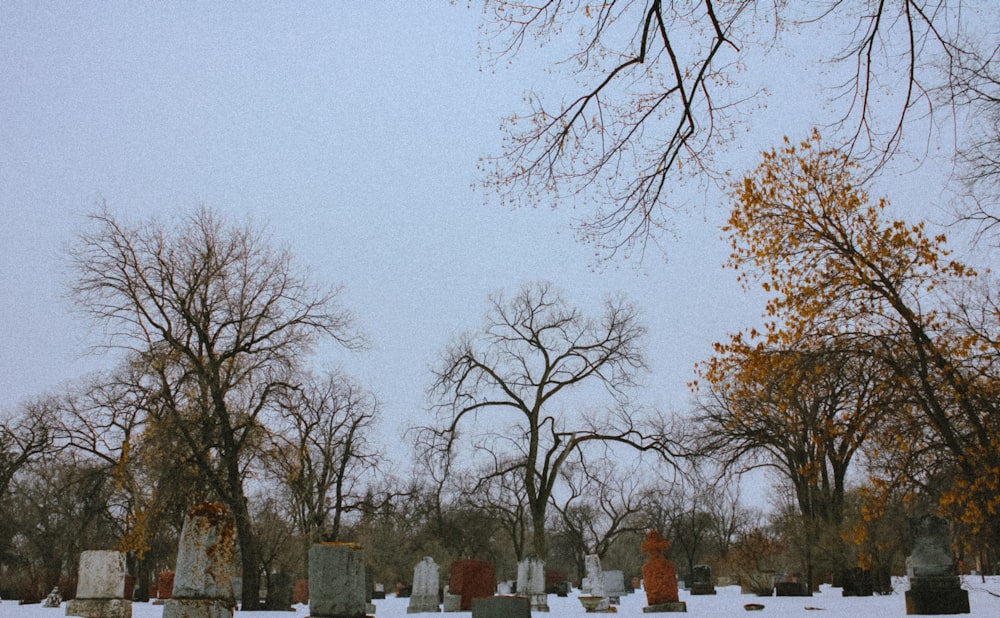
[710,129,1000,546]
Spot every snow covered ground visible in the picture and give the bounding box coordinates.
[5,579,1000,618]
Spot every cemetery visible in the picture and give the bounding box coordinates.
[2,505,997,617]
[4,5,1000,618]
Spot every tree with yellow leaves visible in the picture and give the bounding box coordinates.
[714,129,1000,556]
[695,343,900,587]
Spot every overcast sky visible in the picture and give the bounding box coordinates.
[0,3,977,489]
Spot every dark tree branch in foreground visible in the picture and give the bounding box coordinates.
[481,1,977,256]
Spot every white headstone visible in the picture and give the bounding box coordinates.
[407,556,440,613]
[517,557,549,612]
[66,551,132,618]
[76,551,130,599]
[583,554,610,611]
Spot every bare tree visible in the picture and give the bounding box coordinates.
[460,462,532,562]
[0,398,58,583]
[426,281,671,559]
[0,398,56,497]
[70,207,360,610]
[57,361,199,598]
[268,369,381,542]
[550,455,658,580]
[480,1,980,256]
[951,42,1000,233]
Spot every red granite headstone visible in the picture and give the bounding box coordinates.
[157,571,175,600]
[641,530,679,605]
[449,559,496,611]
[292,579,309,605]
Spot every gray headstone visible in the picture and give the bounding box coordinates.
[407,556,440,613]
[909,515,957,578]
[442,587,462,612]
[904,515,969,615]
[603,570,625,604]
[516,557,549,612]
[472,596,530,618]
[690,564,716,595]
[309,543,368,618]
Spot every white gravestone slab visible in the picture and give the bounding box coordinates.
[517,556,550,612]
[583,554,610,612]
[407,556,440,613]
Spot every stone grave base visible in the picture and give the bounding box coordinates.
[775,582,811,596]
[407,593,440,613]
[528,592,550,612]
[443,593,462,612]
[643,601,688,612]
[66,598,132,618]
[471,596,530,618]
[162,597,235,618]
[905,588,970,615]
[689,585,716,595]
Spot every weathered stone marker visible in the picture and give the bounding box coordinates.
[517,557,549,612]
[904,515,969,615]
[163,502,236,618]
[66,550,132,618]
[641,530,686,613]
[407,556,440,613]
[472,595,530,618]
[309,543,368,618]
[689,564,716,595]
[442,585,462,612]
[603,570,626,604]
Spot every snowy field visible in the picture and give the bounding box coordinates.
[5,579,1000,618]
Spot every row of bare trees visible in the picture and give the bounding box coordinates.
[0,209,383,607]
[7,159,1000,602]
[0,205,806,605]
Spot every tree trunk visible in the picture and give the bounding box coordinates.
[530,506,547,559]
[232,497,262,610]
